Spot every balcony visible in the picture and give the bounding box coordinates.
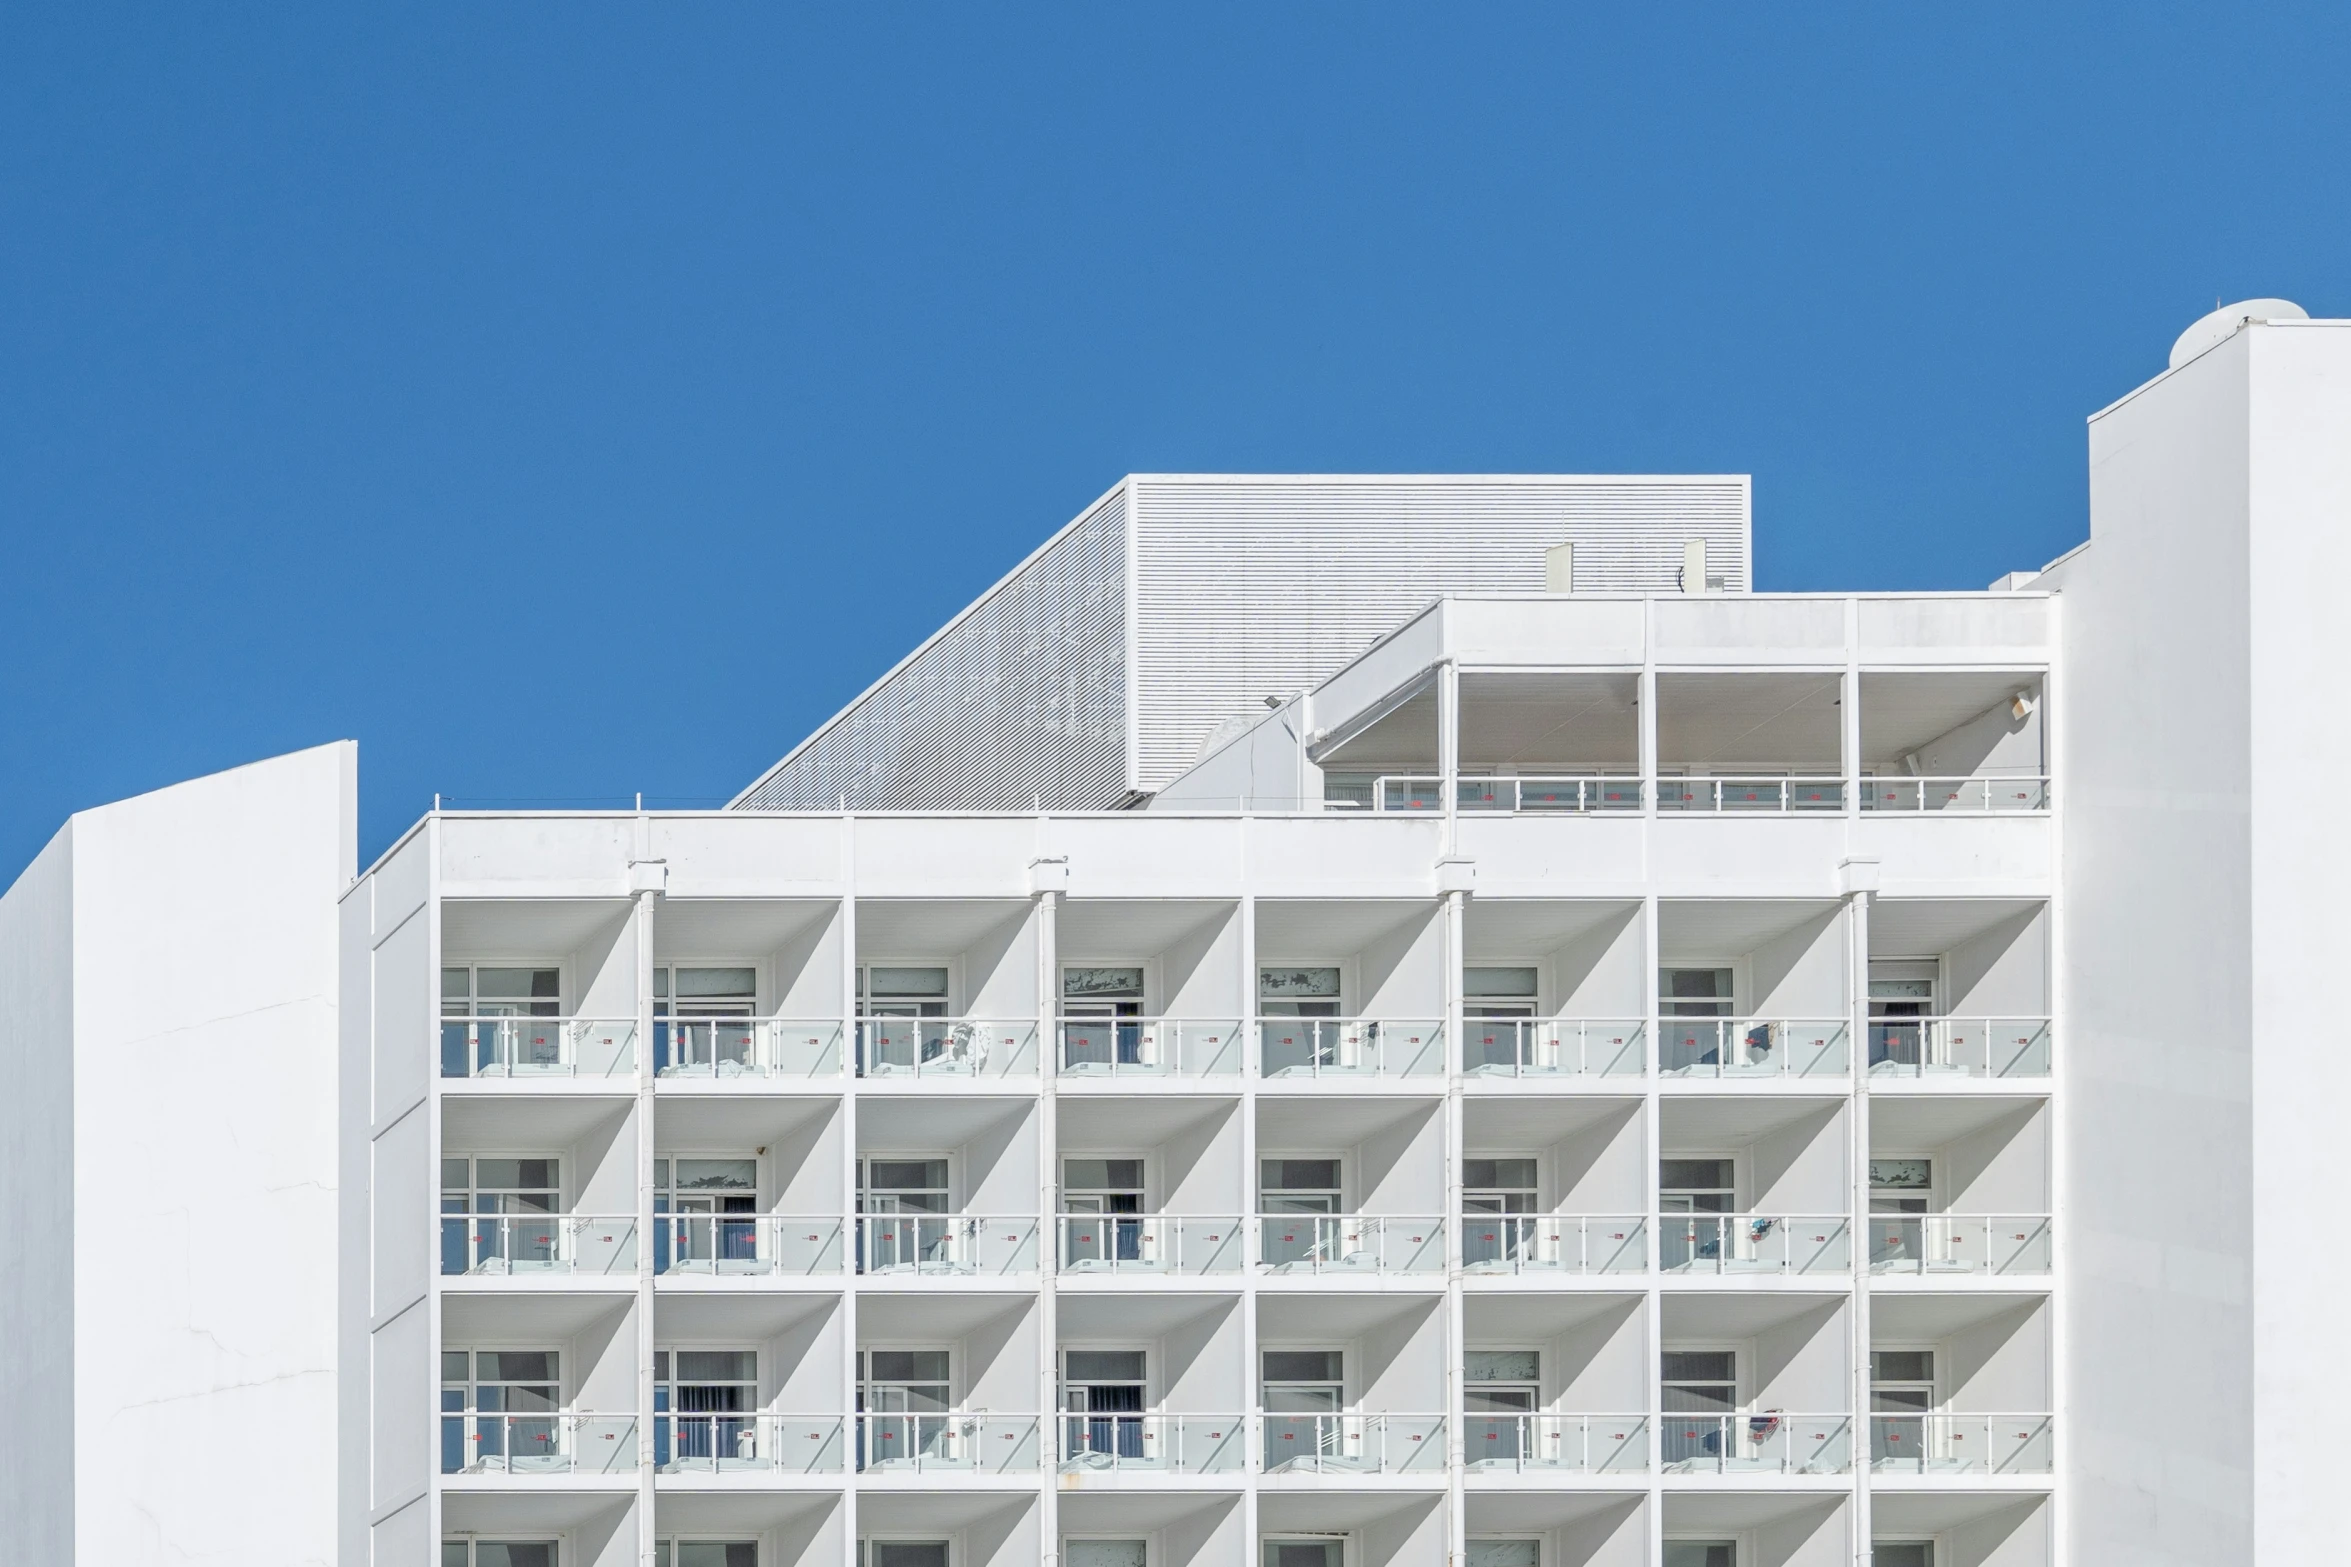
[1056,1413,1248,1475]
[1657,777,1847,813]
[1868,1215,2051,1276]
[1660,1413,1853,1475]
[654,1413,846,1474]
[1462,1413,1649,1474]
[1258,1215,1446,1274]
[1660,1018,1850,1078]
[441,1017,637,1079]
[654,1019,843,1079]
[1869,1413,2054,1475]
[857,1413,1042,1474]
[1461,1019,1645,1078]
[1862,775,2050,813]
[856,1215,1041,1276]
[1868,1018,2052,1078]
[1461,1215,1646,1276]
[652,1215,845,1277]
[1659,1214,1852,1275]
[1057,1214,1245,1275]
[1331,775,1642,814]
[856,1019,1039,1078]
[1257,1019,1444,1078]
[1057,1018,1243,1077]
[441,1412,638,1476]
[1261,1413,1447,1475]
[441,1215,637,1277]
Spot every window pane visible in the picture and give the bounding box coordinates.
[676,1159,757,1191]
[442,968,471,1002]
[1263,1160,1340,1190]
[1265,1543,1341,1567]
[1662,968,1732,999]
[441,1351,470,1382]
[1262,1350,1342,1382]
[1064,1351,1145,1383]
[1468,1543,1540,1567]
[870,1350,950,1383]
[1663,1547,1735,1567]
[1067,1544,1147,1567]
[478,1546,557,1567]
[1873,1545,1933,1567]
[869,967,949,996]
[678,967,757,998]
[441,1159,470,1189]
[676,1350,757,1382]
[1660,1160,1733,1190]
[1260,967,1341,999]
[443,1545,471,1567]
[1465,1350,1539,1382]
[477,968,559,1000]
[873,1546,949,1567]
[867,1161,948,1191]
[1464,1159,1536,1189]
[677,1547,760,1567]
[1873,1350,1934,1382]
[1464,967,1537,997]
[479,1350,557,1383]
[1868,1160,1931,1190]
[476,1159,558,1191]
[1064,967,1144,998]
[1065,1159,1142,1190]
[1662,1350,1734,1381]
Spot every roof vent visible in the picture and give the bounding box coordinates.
[2169,298,2308,369]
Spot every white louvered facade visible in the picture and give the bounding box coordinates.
[735,474,1749,809]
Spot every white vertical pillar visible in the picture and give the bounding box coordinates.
[1036,880,1061,1567]
[634,882,658,1567]
[1439,658,1461,835]
[1846,877,1874,1566]
[1640,890,1663,1562]
[1639,600,1659,817]
[838,821,860,1567]
[1443,886,1468,1567]
[1238,835,1260,1563]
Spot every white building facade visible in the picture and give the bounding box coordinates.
[2,303,2341,1567]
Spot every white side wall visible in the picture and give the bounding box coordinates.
[0,828,78,1563]
[65,741,356,1566]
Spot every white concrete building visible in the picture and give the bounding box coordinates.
[2,301,2342,1567]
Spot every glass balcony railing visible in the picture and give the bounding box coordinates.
[1059,1214,1245,1275]
[1660,1018,1850,1077]
[1462,1414,1650,1473]
[1868,1214,2051,1275]
[1869,1413,2053,1474]
[1260,1413,1447,1474]
[1869,1017,2051,1078]
[855,1215,1040,1275]
[1660,1413,1852,1474]
[856,1019,1039,1077]
[655,1019,843,1078]
[1057,1413,1248,1474]
[1456,777,1643,814]
[1461,1018,1645,1077]
[1258,1018,1444,1077]
[440,1017,637,1078]
[1258,1214,1445,1273]
[441,1215,636,1277]
[856,1414,1041,1473]
[1659,1214,1852,1275]
[1657,777,1847,813]
[1862,776,2051,813]
[441,1412,638,1475]
[1461,1215,1646,1274]
[653,1215,844,1276]
[654,1413,846,1473]
[1057,1018,1243,1076]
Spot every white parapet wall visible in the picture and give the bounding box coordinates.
[0,741,354,1567]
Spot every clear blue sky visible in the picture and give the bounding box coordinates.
[4,6,2343,881]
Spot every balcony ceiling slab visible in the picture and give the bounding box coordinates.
[445,898,632,958]
[1464,1491,1644,1532]
[1456,672,1641,770]
[1659,1292,1844,1338]
[444,1290,631,1340]
[1463,898,1641,953]
[655,898,835,958]
[1257,1291,1440,1341]
[855,1292,1030,1340]
[1872,1292,2047,1341]
[1256,1094,1437,1149]
[1659,1095,1842,1144]
[1058,1291,1239,1341]
[853,1095,1030,1151]
[1858,671,2042,766]
[654,1291,835,1339]
[1655,673,1842,771]
[1870,1096,2041,1148]
[1258,1491,1441,1534]
[653,1491,840,1532]
[1058,899,1233,958]
[1315,685,1439,771]
[1657,900,1840,959]
[1662,1491,1845,1531]
[1869,1490,2049,1534]
[444,1094,630,1147]
[1463,1292,1643,1339]
[846,1491,1030,1531]
[1059,1491,1239,1534]
[855,898,1029,953]
[443,1492,635,1534]
[1256,899,1436,957]
[1868,898,2043,957]
[1463,1095,1638,1146]
[1055,1094,1237,1150]
[657,1094,836,1147]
